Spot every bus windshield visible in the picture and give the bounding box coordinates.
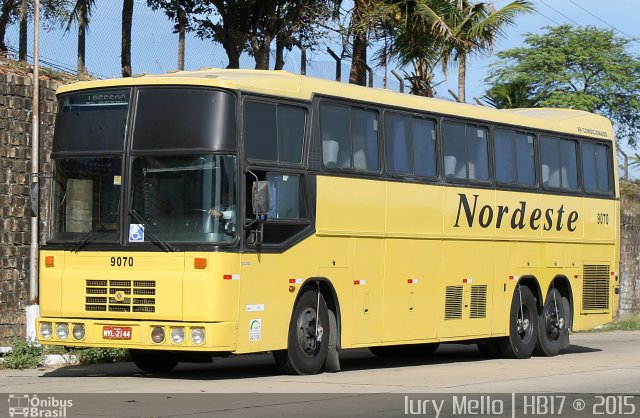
[130,154,237,243]
[49,157,122,243]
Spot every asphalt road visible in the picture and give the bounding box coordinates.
[1,331,639,417]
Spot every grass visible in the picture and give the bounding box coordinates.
[592,314,640,332]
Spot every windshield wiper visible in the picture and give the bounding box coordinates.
[72,211,119,253]
[129,209,176,252]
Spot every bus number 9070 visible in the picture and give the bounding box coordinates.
[110,256,133,267]
[597,213,609,225]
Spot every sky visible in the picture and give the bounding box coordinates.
[6,0,640,151]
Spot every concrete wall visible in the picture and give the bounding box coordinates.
[620,199,640,315]
[0,73,58,345]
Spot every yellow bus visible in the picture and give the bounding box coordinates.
[37,69,619,374]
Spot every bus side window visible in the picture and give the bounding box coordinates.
[320,104,350,168]
[443,121,467,179]
[266,173,306,220]
[583,142,611,194]
[540,135,578,190]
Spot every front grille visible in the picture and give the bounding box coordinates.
[85,280,156,313]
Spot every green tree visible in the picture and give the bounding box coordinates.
[441,0,533,103]
[66,0,95,77]
[486,25,640,147]
[0,0,18,53]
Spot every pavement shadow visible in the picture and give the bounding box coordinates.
[40,343,602,381]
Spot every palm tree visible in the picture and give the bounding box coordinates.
[482,79,546,109]
[442,0,533,103]
[66,0,95,77]
[122,0,134,77]
[372,0,458,96]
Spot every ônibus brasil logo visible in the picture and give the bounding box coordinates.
[8,394,73,417]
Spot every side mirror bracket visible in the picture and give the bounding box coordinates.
[246,170,269,246]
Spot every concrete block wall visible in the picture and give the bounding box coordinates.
[0,73,58,345]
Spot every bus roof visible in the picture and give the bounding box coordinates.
[57,68,614,142]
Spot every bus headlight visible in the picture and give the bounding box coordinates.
[72,324,85,340]
[190,328,205,345]
[56,323,69,340]
[40,322,53,339]
[171,327,185,344]
[151,327,165,343]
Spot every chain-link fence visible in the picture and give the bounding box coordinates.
[4,0,402,91]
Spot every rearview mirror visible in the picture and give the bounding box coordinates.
[252,180,269,219]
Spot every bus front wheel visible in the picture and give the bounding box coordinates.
[499,286,539,359]
[129,349,179,373]
[274,288,330,375]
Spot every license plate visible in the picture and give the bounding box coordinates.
[102,326,132,340]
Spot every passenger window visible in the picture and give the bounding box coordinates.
[266,173,306,220]
[495,129,535,186]
[443,121,488,181]
[245,101,305,164]
[540,136,578,190]
[385,113,436,177]
[320,103,379,172]
[582,142,611,194]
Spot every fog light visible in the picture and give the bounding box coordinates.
[40,322,52,339]
[56,323,69,340]
[191,327,205,345]
[72,324,85,340]
[151,326,165,343]
[171,327,185,344]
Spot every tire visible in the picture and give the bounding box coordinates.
[273,288,330,375]
[534,289,569,356]
[369,343,439,357]
[477,339,502,359]
[499,286,539,359]
[324,308,341,372]
[129,349,179,373]
[559,296,571,350]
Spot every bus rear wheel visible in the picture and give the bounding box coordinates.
[499,286,539,359]
[129,349,179,373]
[533,288,569,357]
[273,288,330,375]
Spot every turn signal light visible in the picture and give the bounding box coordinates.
[45,256,54,267]
[194,258,207,269]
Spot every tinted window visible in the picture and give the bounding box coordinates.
[54,89,130,153]
[541,136,578,190]
[133,88,236,152]
[245,101,305,164]
[443,122,488,181]
[385,113,436,177]
[320,103,379,171]
[495,129,535,186]
[582,142,610,193]
[245,101,277,161]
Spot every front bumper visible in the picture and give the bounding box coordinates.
[36,317,237,352]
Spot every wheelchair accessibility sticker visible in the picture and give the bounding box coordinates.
[129,224,145,242]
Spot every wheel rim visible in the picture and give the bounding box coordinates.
[296,306,322,356]
[544,304,564,341]
[516,304,533,343]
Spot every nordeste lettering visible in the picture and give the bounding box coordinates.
[454,194,579,232]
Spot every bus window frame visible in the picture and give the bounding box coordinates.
[492,127,539,190]
[441,118,492,186]
[384,109,440,182]
[318,99,383,176]
[241,95,309,168]
[580,139,614,197]
[539,135,581,194]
